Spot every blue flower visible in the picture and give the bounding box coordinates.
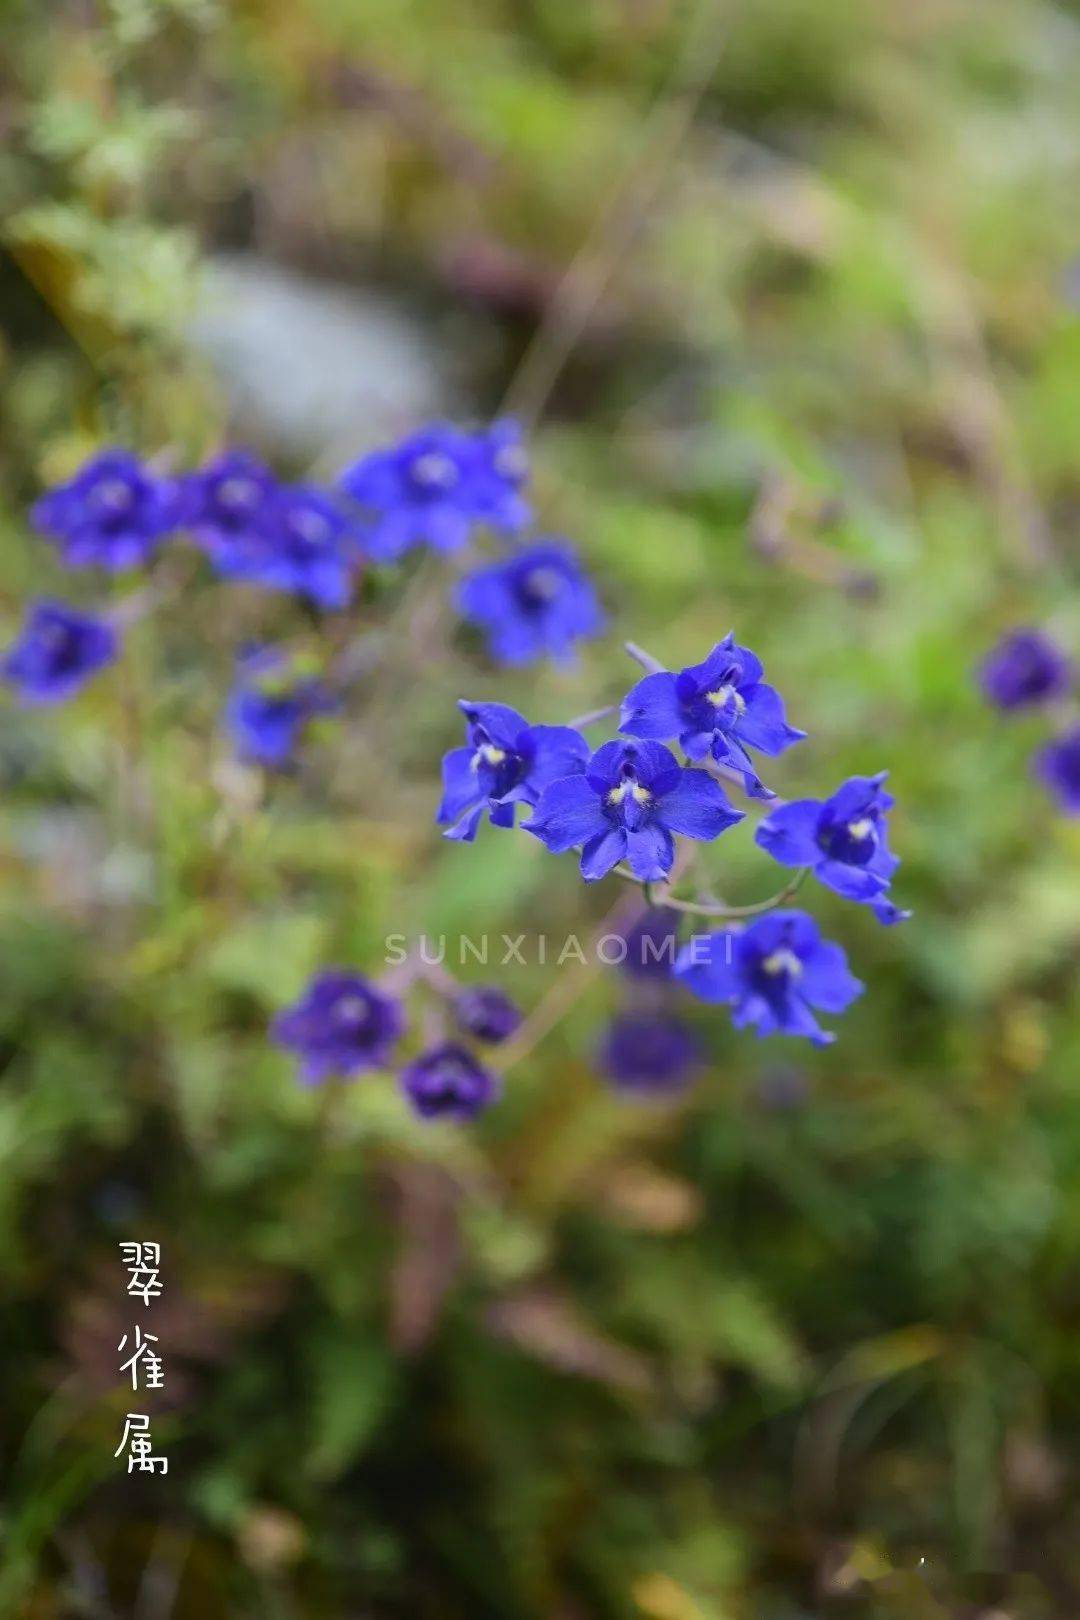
[272,970,404,1084]
[1035,725,1080,815]
[437,700,590,842]
[225,647,338,768]
[181,449,279,559]
[2,601,119,704]
[597,1012,701,1095]
[339,423,479,561]
[453,986,523,1044]
[620,634,805,799]
[614,908,679,980]
[456,542,603,665]
[523,738,744,883]
[31,449,177,570]
[755,772,910,925]
[399,1041,500,1121]
[675,910,862,1047]
[210,485,358,610]
[979,629,1072,711]
[467,418,531,534]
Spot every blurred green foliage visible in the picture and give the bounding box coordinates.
[2,0,1080,1616]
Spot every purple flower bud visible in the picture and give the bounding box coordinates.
[597,1012,701,1096]
[979,629,1072,711]
[400,1042,499,1121]
[1035,725,1080,815]
[31,450,178,571]
[453,986,523,1044]
[272,971,404,1084]
[456,542,603,666]
[2,601,119,703]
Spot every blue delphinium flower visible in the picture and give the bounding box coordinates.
[597,1012,701,1095]
[523,738,743,882]
[467,418,531,533]
[437,700,590,842]
[2,601,120,703]
[272,970,404,1084]
[620,634,805,799]
[675,910,862,1047]
[456,542,603,665]
[755,772,910,925]
[339,423,478,561]
[225,647,338,768]
[1035,725,1080,815]
[453,986,523,1044]
[211,485,357,610]
[616,908,679,980]
[400,1041,500,1121]
[979,629,1072,711]
[181,449,279,560]
[31,449,177,570]
[340,420,531,562]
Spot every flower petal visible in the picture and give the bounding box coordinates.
[624,823,674,880]
[799,940,864,1013]
[523,775,606,852]
[580,828,627,881]
[437,747,483,824]
[657,769,744,841]
[755,800,823,866]
[620,672,684,741]
[736,681,806,756]
[674,932,739,1001]
[816,860,888,901]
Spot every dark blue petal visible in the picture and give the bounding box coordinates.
[735,682,806,756]
[656,769,744,841]
[755,800,823,866]
[523,775,607,852]
[816,860,888,901]
[799,940,864,1012]
[619,672,684,741]
[624,824,675,880]
[580,828,628,880]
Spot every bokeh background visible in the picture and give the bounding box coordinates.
[3,1,1080,1615]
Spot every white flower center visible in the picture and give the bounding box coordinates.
[523,567,562,601]
[706,683,745,713]
[219,477,259,508]
[472,744,507,768]
[336,996,370,1023]
[494,443,527,479]
[94,478,134,510]
[762,948,802,979]
[411,451,458,489]
[847,818,873,840]
[607,782,652,806]
[291,509,330,543]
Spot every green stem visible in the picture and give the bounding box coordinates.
[612,865,810,919]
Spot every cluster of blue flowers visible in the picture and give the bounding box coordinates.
[3,422,603,761]
[438,632,911,1085]
[5,420,918,1119]
[271,968,521,1122]
[979,628,1079,815]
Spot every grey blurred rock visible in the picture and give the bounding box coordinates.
[188,254,453,464]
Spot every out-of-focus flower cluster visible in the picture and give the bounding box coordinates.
[978,628,1079,815]
[271,969,517,1122]
[3,420,602,718]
